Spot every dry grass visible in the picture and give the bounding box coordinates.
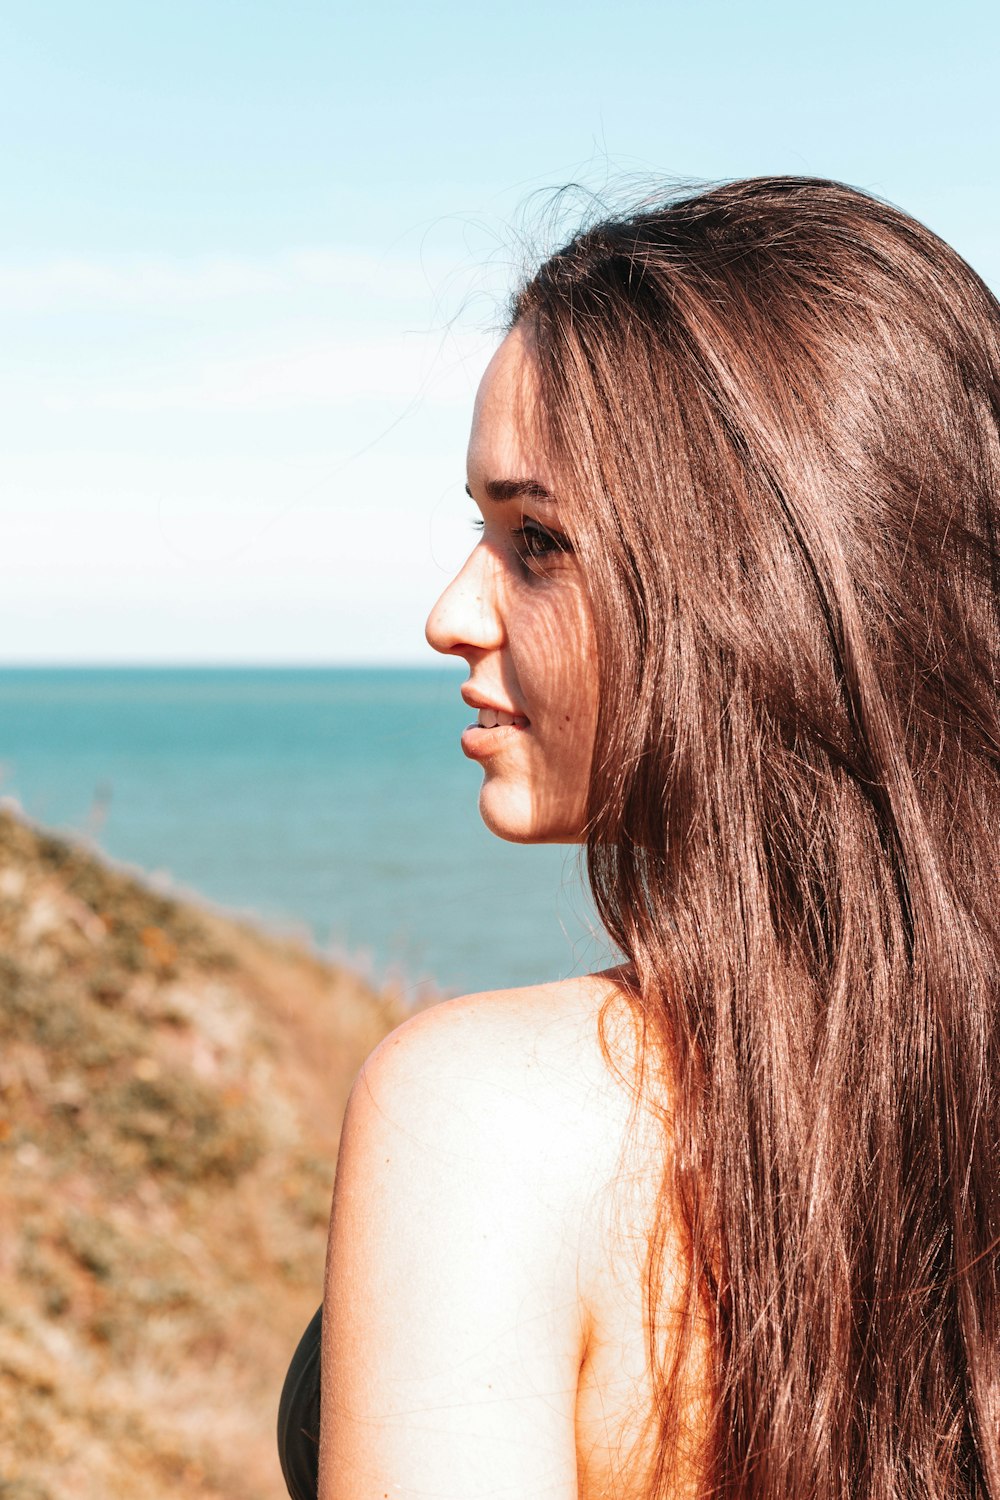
[0,807,435,1499]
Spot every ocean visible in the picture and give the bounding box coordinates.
[0,667,617,1000]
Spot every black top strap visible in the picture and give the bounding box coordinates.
[277,1303,323,1500]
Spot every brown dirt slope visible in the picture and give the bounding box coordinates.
[0,806,433,1500]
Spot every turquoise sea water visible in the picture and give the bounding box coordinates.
[0,668,616,999]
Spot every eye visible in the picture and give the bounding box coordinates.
[512,522,572,561]
[467,516,573,566]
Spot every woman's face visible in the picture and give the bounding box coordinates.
[425,324,599,844]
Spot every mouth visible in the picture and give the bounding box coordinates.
[474,708,530,729]
[460,712,530,762]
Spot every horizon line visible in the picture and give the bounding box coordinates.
[0,658,466,671]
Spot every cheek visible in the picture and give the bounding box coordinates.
[515,618,577,713]
[529,642,597,740]
[507,581,597,727]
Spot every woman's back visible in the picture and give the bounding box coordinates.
[561,975,711,1500]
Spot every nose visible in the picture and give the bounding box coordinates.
[425,541,504,660]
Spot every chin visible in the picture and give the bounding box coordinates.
[477,781,584,846]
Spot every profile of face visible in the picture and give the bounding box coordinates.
[425,324,599,845]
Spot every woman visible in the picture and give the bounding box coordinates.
[279,176,1000,1499]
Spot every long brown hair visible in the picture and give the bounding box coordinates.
[512,176,1000,1497]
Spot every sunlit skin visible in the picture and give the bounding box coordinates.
[425,324,599,844]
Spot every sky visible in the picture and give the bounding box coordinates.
[3,0,999,664]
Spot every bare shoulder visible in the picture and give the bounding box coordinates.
[351,964,655,1201]
[319,969,656,1498]
[339,964,671,1327]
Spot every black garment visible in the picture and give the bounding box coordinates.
[278,1304,322,1500]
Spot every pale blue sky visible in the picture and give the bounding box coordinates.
[3,0,998,662]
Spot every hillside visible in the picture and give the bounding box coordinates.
[0,805,431,1499]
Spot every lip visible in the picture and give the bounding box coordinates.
[460,687,530,723]
[458,686,531,761]
[460,719,529,762]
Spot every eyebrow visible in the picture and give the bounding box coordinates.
[465,478,556,505]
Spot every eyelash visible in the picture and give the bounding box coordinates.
[470,518,571,561]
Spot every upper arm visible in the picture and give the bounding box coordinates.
[318,995,594,1500]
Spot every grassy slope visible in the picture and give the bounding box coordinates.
[0,808,426,1500]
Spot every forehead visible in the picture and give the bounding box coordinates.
[466,325,547,487]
